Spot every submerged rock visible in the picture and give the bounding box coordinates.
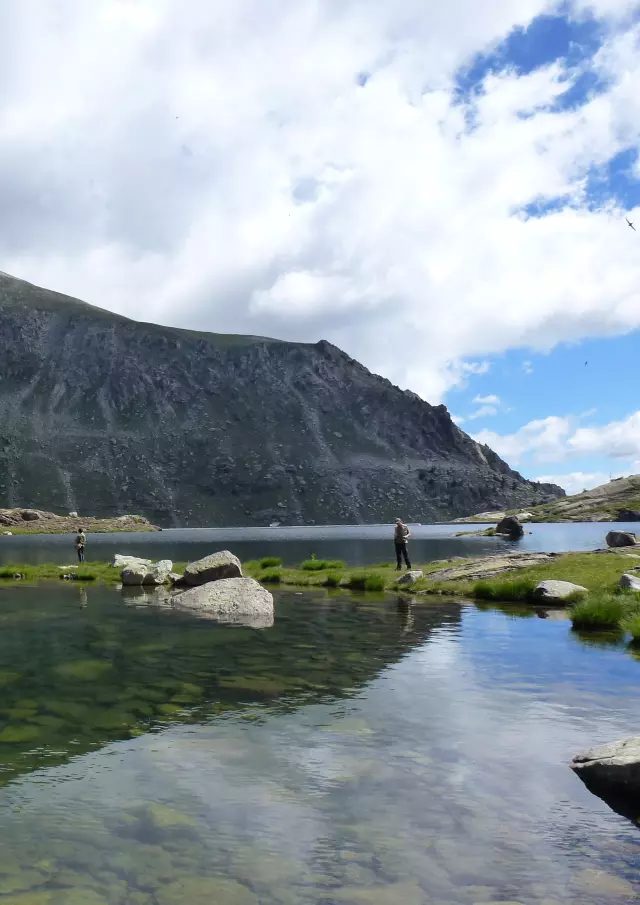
[571,736,640,820]
[606,530,638,547]
[495,515,524,539]
[183,551,242,586]
[172,577,274,627]
[619,572,640,592]
[156,877,257,905]
[531,580,586,603]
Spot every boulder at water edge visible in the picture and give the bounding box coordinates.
[396,570,424,586]
[121,559,173,586]
[532,580,587,603]
[571,737,640,818]
[619,573,640,592]
[495,515,524,539]
[183,550,242,586]
[172,577,274,627]
[606,530,638,547]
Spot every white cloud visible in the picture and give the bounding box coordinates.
[468,404,499,419]
[473,394,501,405]
[475,409,640,467]
[522,360,534,375]
[0,2,640,401]
[451,414,466,424]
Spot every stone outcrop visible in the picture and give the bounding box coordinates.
[618,509,640,522]
[121,559,173,586]
[113,554,152,569]
[396,570,424,586]
[423,552,555,584]
[171,577,274,627]
[619,573,640,592]
[531,580,587,603]
[606,530,638,547]
[184,551,242,586]
[571,737,640,818]
[0,271,564,526]
[495,515,524,539]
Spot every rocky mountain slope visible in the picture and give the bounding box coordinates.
[456,475,640,523]
[0,272,564,526]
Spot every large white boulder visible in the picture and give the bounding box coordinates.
[183,550,242,586]
[172,577,274,627]
[113,554,152,569]
[532,580,587,603]
[144,560,173,585]
[120,558,173,586]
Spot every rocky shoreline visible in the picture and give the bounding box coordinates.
[0,507,159,535]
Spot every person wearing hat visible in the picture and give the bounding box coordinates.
[394,518,412,570]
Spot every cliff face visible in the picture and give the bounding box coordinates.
[0,272,564,526]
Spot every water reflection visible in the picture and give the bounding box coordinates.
[0,588,637,904]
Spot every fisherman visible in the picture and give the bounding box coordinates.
[75,528,86,563]
[394,518,412,570]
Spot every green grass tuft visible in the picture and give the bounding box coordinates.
[258,568,282,584]
[473,578,537,601]
[259,556,282,569]
[300,558,346,572]
[343,571,387,592]
[322,572,343,588]
[570,593,629,630]
[622,612,640,644]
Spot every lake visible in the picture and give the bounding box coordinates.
[0,584,637,904]
[1,520,637,567]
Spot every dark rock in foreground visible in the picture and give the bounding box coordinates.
[571,737,640,823]
[0,271,564,526]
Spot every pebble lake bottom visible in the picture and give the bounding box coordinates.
[0,584,636,904]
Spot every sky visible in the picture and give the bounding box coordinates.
[1,0,640,495]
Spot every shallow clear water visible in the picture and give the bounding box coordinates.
[1,520,637,566]
[0,585,637,904]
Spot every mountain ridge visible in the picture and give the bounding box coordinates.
[0,271,564,526]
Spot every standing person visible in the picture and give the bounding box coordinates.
[75,528,86,563]
[394,518,412,570]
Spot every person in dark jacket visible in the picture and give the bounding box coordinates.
[394,518,412,570]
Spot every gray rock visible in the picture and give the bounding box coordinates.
[183,550,242,587]
[121,562,149,586]
[571,736,640,805]
[606,530,638,547]
[168,572,184,585]
[618,509,640,522]
[532,580,587,602]
[172,577,274,627]
[396,570,424,585]
[619,572,640,592]
[495,515,524,539]
[143,560,173,585]
[113,554,152,569]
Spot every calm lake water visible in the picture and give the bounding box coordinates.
[1,520,637,566]
[0,584,637,904]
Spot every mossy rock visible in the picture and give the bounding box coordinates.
[155,704,183,717]
[228,849,300,887]
[156,877,258,905]
[218,676,288,695]
[54,660,113,681]
[28,715,67,730]
[0,894,52,905]
[44,701,91,722]
[50,890,109,905]
[135,804,199,842]
[88,711,136,731]
[0,725,41,744]
[0,871,49,894]
[0,670,22,687]
[331,882,425,905]
[3,708,37,720]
